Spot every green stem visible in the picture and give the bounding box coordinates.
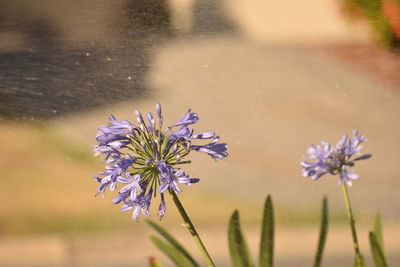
[171,191,216,267]
[341,183,363,266]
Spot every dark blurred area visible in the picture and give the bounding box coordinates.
[0,0,236,119]
[0,0,171,119]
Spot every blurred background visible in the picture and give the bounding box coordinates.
[1,0,400,266]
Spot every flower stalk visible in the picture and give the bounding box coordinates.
[171,191,216,267]
[342,183,363,266]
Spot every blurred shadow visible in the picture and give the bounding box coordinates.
[0,0,237,119]
[191,0,237,35]
[0,0,172,119]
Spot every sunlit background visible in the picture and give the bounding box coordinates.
[1,0,400,266]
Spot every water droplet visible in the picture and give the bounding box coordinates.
[24,77,38,81]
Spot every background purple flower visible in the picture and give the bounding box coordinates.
[301,130,371,186]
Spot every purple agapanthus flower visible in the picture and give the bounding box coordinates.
[301,130,371,186]
[93,103,228,221]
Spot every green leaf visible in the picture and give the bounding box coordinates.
[373,212,389,264]
[369,232,389,267]
[146,220,199,267]
[352,253,365,267]
[259,195,274,267]
[228,210,254,267]
[313,196,329,267]
[150,236,198,267]
[148,256,163,267]
[374,212,384,250]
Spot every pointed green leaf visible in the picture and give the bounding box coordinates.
[259,195,274,267]
[374,212,384,250]
[373,212,388,262]
[369,232,388,267]
[150,236,198,267]
[228,210,254,267]
[146,220,199,267]
[149,256,163,267]
[313,196,329,267]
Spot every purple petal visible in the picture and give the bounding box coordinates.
[112,193,129,204]
[354,154,372,161]
[135,110,144,124]
[171,126,192,140]
[121,204,133,212]
[191,142,228,160]
[192,132,215,139]
[172,109,199,127]
[159,182,169,193]
[156,103,162,121]
[158,194,166,219]
[147,112,155,127]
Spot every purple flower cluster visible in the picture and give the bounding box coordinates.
[93,103,228,221]
[301,130,371,186]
